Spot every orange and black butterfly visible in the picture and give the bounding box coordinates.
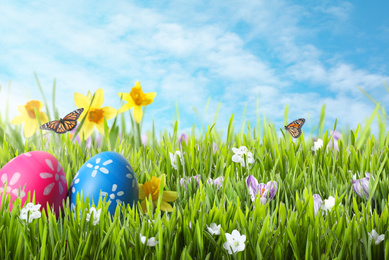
[284,118,305,138]
[40,108,84,134]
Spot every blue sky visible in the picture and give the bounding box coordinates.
[0,0,388,138]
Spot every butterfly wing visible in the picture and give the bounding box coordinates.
[62,120,77,132]
[40,108,84,134]
[55,122,69,134]
[63,108,84,121]
[295,118,305,127]
[284,118,305,138]
[40,120,61,132]
[287,127,302,138]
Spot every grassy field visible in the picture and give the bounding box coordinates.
[0,82,389,259]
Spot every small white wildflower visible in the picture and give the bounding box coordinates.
[311,139,323,152]
[232,146,254,167]
[207,223,221,235]
[321,196,335,212]
[223,230,246,254]
[169,151,184,170]
[86,207,101,225]
[140,233,158,247]
[19,203,41,223]
[369,230,385,245]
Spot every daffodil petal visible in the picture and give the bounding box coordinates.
[24,119,37,138]
[102,106,117,120]
[10,115,26,124]
[157,174,167,186]
[133,106,143,123]
[160,201,174,212]
[134,81,141,88]
[140,92,157,106]
[17,105,28,116]
[77,111,86,122]
[37,101,44,110]
[118,101,135,114]
[91,89,104,108]
[95,122,105,135]
[39,112,48,124]
[138,185,146,199]
[79,120,94,140]
[74,92,90,109]
[140,200,148,213]
[162,191,178,202]
[118,92,132,102]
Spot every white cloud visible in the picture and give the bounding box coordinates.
[0,0,387,139]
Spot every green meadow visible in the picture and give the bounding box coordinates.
[0,80,389,259]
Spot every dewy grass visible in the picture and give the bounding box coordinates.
[1,101,389,259]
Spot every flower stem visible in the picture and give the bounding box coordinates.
[136,122,142,147]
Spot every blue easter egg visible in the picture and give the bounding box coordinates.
[69,151,138,215]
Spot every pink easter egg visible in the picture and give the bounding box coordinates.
[0,151,68,214]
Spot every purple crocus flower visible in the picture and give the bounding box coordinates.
[179,134,189,149]
[180,175,201,188]
[313,194,323,216]
[141,133,148,146]
[245,175,277,204]
[352,172,371,200]
[192,175,201,185]
[212,142,218,154]
[180,178,186,188]
[207,176,224,190]
[328,130,341,151]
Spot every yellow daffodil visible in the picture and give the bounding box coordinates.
[138,174,178,213]
[10,100,48,138]
[74,88,117,139]
[118,81,156,123]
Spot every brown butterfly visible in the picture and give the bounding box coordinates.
[284,118,305,138]
[40,108,84,134]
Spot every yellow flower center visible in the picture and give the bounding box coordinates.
[130,87,144,106]
[88,108,104,124]
[25,101,42,119]
[142,176,161,200]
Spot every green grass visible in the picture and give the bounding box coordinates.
[1,83,389,259]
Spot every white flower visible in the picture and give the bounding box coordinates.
[86,207,101,225]
[19,203,41,223]
[369,230,385,245]
[311,139,323,152]
[223,230,246,254]
[207,223,221,235]
[232,146,254,167]
[140,233,158,246]
[321,196,335,212]
[169,151,184,170]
